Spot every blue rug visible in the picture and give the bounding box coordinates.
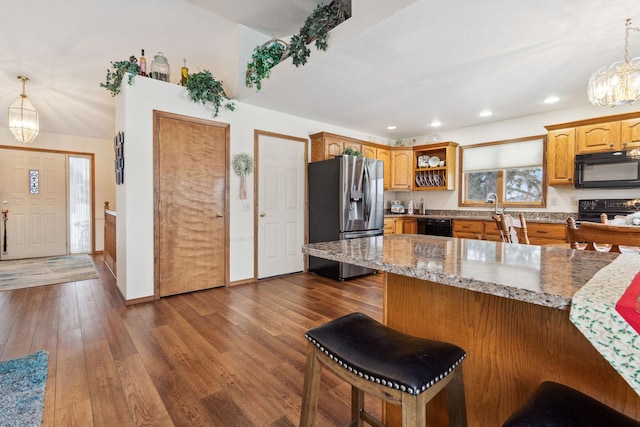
[0,351,49,427]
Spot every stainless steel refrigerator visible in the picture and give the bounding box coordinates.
[308,155,384,280]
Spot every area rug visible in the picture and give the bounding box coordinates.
[0,350,49,427]
[0,255,97,292]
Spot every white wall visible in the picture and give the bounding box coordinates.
[116,75,392,300]
[389,104,640,213]
[0,127,115,252]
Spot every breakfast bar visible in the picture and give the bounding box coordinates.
[302,234,640,426]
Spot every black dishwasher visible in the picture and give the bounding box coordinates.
[417,218,453,237]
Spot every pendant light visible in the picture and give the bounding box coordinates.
[588,19,640,107]
[8,75,39,144]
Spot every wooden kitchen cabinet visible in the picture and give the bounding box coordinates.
[412,141,458,191]
[621,117,640,149]
[384,217,417,235]
[526,222,567,245]
[376,148,391,191]
[547,128,575,186]
[452,219,483,239]
[576,122,621,153]
[389,149,413,191]
[362,145,376,158]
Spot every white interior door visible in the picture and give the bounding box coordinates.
[257,134,306,279]
[0,148,67,260]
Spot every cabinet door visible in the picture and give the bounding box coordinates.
[547,128,575,185]
[383,218,395,235]
[390,149,413,190]
[377,149,391,190]
[362,145,377,159]
[576,122,621,153]
[621,118,640,150]
[344,142,362,154]
[452,220,482,239]
[324,138,343,159]
[526,222,567,245]
[402,219,417,234]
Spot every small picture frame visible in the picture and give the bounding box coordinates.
[114,131,125,185]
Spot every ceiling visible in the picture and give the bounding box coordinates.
[2,0,640,142]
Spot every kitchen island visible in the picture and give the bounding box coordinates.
[302,234,640,426]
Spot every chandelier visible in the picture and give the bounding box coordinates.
[8,75,39,143]
[588,19,640,107]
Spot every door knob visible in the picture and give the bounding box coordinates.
[260,212,266,217]
[216,212,223,217]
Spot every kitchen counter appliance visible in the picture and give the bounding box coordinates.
[308,155,384,280]
[575,152,640,188]
[417,218,453,237]
[577,198,640,223]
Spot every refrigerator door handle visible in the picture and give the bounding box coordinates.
[363,162,371,222]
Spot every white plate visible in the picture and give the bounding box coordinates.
[428,156,440,167]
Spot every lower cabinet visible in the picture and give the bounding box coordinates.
[384,217,417,235]
[453,219,567,244]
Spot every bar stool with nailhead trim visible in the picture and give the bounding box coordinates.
[502,381,640,427]
[299,312,468,427]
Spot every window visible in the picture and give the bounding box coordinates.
[459,136,546,208]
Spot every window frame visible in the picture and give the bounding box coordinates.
[458,135,547,209]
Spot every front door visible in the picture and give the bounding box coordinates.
[256,131,307,279]
[154,111,229,297]
[0,148,67,260]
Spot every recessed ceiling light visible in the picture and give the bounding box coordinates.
[386,125,397,130]
[543,96,560,104]
[479,110,492,117]
[430,120,442,127]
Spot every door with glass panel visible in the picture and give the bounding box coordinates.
[0,148,67,260]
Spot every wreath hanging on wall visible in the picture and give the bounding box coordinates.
[232,153,254,199]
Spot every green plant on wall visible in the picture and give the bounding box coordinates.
[290,0,351,67]
[246,39,289,91]
[186,70,235,118]
[100,60,141,96]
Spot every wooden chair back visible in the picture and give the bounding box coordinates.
[492,213,530,244]
[566,217,640,253]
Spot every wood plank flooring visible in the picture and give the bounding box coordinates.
[0,256,383,426]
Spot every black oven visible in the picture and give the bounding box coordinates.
[577,199,640,223]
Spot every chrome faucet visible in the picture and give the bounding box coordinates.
[485,192,504,214]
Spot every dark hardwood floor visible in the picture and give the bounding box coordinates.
[0,256,383,426]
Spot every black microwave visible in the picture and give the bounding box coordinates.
[574,151,640,188]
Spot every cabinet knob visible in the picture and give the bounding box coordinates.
[610,143,614,147]
[216,212,224,217]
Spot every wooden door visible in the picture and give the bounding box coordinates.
[621,118,640,149]
[256,132,307,279]
[390,149,412,190]
[323,136,343,159]
[0,148,67,259]
[154,111,229,297]
[376,148,391,190]
[547,128,575,185]
[361,145,376,159]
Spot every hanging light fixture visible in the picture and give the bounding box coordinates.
[8,75,39,143]
[588,19,640,106]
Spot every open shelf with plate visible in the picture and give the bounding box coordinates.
[413,141,458,191]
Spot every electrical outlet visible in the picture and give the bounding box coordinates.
[241,201,250,211]
[550,197,557,206]
[570,197,578,207]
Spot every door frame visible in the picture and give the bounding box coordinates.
[153,111,230,298]
[253,130,308,280]
[0,144,96,256]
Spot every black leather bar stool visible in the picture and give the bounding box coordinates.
[299,312,467,427]
[502,381,640,426]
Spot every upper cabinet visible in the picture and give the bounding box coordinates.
[412,142,458,191]
[545,112,640,186]
[547,128,575,186]
[310,132,455,191]
[576,122,621,153]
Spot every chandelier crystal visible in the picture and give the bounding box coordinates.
[588,19,640,107]
[8,75,39,144]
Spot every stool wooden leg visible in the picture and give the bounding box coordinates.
[300,345,322,427]
[445,368,467,427]
[351,385,364,427]
[401,394,425,427]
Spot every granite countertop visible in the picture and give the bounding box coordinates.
[302,235,618,310]
[384,211,575,224]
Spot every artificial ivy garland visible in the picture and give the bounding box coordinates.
[233,153,254,199]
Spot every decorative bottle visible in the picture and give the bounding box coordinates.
[150,52,170,82]
[139,49,147,77]
[180,58,189,86]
